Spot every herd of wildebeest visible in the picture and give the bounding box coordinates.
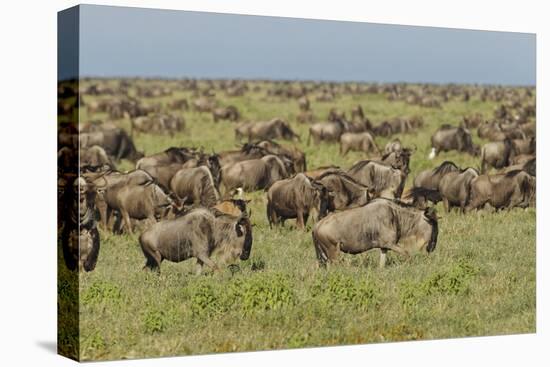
[57,79,536,275]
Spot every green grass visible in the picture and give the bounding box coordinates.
[72,80,535,361]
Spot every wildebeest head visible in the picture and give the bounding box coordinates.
[382,149,412,174]
[75,177,97,227]
[311,181,334,220]
[164,147,192,163]
[423,207,439,253]
[279,120,300,142]
[207,153,222,188]
[458,127,480,156]
[264,155,290,183]
[235,215,253,260]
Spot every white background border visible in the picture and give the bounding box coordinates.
[0,1,546,365]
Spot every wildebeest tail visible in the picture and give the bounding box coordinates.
[312,229,328,266]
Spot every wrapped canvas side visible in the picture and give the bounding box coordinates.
[57,5,80,361]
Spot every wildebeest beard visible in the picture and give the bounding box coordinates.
[425,213,438,253]
[239,219,253,260]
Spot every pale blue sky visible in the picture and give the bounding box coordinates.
[60,4,536,85]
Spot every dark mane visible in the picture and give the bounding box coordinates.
[505,169,524,178]
[348,160,373,173]
[317,170,367,188]
[459,166,479,175]
[432,161,460,175]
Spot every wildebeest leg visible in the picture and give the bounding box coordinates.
[443,197,450,213]
[383,244,410,262]
[379,249,388,268]
[195,259,204,275]
[195,253,219,272]
[296,210,305,230]
[116,136,127,162]
[121,209,133,234]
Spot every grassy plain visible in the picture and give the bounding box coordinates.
[61,80,535,360]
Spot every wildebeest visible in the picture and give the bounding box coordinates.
[255,140,307,173]
[466,170,536,211]
[304,165,341,180]
[438,167,479,213]
[512,137,535,156]
[429,125,479,158]
[212,105,240,122]
[316,170,370,210]
[480,139,515,173]
[384,138,403,155]
[221,155,290,192]
[214,198,250,217]
[266,173,333,230]
[339,132,379,156]
[104,180,176,234]
[80,145,116,170]
[380,148,413,174]
[81,123,144,162]
[139,208,252,273]
[170,166,220,207]
[413,161,461,191]
[503,157,536,177]
[348,160,407,199]
[298,96,310,111]
[192,97,216,112]
[136,147,196,168]
[308,119,347,145]
[312,199,438,268]
[61,177,100,272]
[131,114,185,136]
[235,118,300,142]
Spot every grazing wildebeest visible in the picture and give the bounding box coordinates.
[213,105,240,122]
[316,171,371,210]
[466,170,536,211]
[255,140,307,172]
[192,97,216,112]
[61,177,100,272]
[297,110,315,124]
[140,209,252,273]
[413,161,461,191]
[480,139,515,173]
[308,119,348,145]
[298,96,310,111]
[170,166,220,207]
[221,155,290,192]
[429,125,479,159]
[131,114,185,136]
[339,132,379,156]
[438,167,479,213]
[403,187,443,209]
[104,181,175,234]
[235,118,300,142]
[350,105,365,123]
[266,173,333,230]
[348,160,407,199]
[312,199,438,268]
[81,123,144,162]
